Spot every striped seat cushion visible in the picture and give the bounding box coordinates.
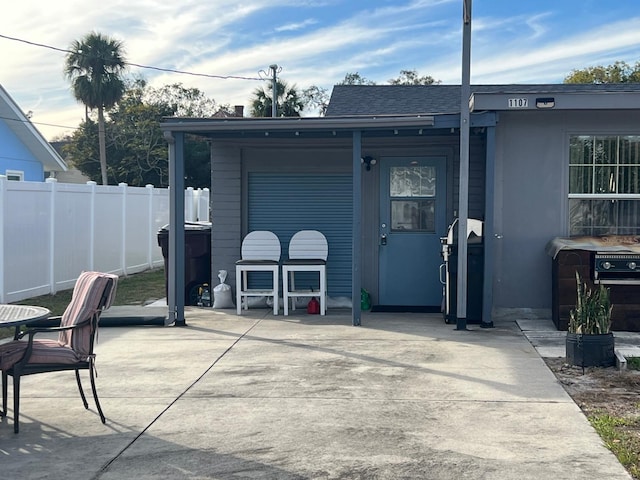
[58,272,118,357]
[0,339,80,369]
[0,271,118,371]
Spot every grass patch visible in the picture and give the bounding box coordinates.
[1,269,166,339]
[589,412,640,478]
[627,357,640,371]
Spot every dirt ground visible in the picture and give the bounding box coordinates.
[544,358,640,418]
[544,357,640,478]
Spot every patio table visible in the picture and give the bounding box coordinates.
[0,304,51,340]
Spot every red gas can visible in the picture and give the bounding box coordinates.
[307,297,320,314]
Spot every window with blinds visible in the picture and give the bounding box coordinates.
[569,135,640,235]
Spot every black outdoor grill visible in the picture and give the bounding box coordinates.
[549,235,640,331]
[594,253,640,284]
[440,218,484,324]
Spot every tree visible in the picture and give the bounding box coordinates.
[64,31,127,185]
[301,85,330,116]
[564,61,640,84]
[338,72,376,85]
[250,80,304,117]
[149,83,230,117]
[389,69,440,85]
[63,80,223,188]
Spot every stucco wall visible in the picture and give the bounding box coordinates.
[493,109,640,311]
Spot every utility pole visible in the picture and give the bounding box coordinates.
[270,64,278,117]
[457,0,472,331]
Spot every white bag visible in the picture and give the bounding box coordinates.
[213,270,234,309]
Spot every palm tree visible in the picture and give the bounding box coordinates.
[250,80,304,117]
[64,32,126,185]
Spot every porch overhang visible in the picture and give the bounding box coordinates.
[162,113,497,142]
[163,114,434,134]
[160,111,497,327]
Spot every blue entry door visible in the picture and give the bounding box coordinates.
[378,157,446,306]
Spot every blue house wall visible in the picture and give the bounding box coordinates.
[0,120,45,181]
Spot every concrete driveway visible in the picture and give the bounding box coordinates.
[0,308,631,479]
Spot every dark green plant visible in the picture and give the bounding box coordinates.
[568,271,612,334]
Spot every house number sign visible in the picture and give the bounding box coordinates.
[508,98,528,108]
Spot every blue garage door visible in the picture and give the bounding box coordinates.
[248,173,352,297]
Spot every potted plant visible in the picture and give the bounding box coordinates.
[565,271,615,368]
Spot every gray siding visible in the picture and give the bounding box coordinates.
[493,110,640,311]
[451,135,486,221]
[210,145,242,289]
[209,136,486,306]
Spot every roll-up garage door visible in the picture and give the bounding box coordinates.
[248,173,352,297]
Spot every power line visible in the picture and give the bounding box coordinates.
[0,114,79,131]
[0,33,264,82]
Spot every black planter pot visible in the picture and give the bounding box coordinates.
[566,332,615,368]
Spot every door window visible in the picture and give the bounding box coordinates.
[389,166,436,232]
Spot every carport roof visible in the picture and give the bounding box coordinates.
[160,114,447,140]
[162,114,434,131]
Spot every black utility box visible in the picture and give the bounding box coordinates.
[157,222,211,305]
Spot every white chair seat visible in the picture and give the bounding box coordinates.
[283,230,328,316]
[236,231,281,315]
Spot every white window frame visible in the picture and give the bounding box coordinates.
[5,170,24,181]
[568,134,640,235]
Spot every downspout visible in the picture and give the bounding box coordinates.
[165,131,186,326]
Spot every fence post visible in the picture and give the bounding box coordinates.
[146,184,155,269]
[87,181,97,271]
[0,175,5,302]
[200,188,210,222]
[119,183,128,276]
[185,187,195,222]
[46,177,57,294]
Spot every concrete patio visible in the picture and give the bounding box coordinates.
[0,308,632,479]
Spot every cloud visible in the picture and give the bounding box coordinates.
[3,0,640,140]
[275,19,319,32]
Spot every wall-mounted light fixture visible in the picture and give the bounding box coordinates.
[536,97,555,109]
[361,156,377,171]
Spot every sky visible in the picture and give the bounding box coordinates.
[2,0,640,140]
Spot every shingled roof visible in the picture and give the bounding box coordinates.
[325,84,640,116]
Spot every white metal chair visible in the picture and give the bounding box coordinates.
[236,231,281,315]
[283,230,328,316]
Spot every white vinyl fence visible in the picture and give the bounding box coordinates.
[0,176,210,303]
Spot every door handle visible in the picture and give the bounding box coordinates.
[380,234,387,246]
